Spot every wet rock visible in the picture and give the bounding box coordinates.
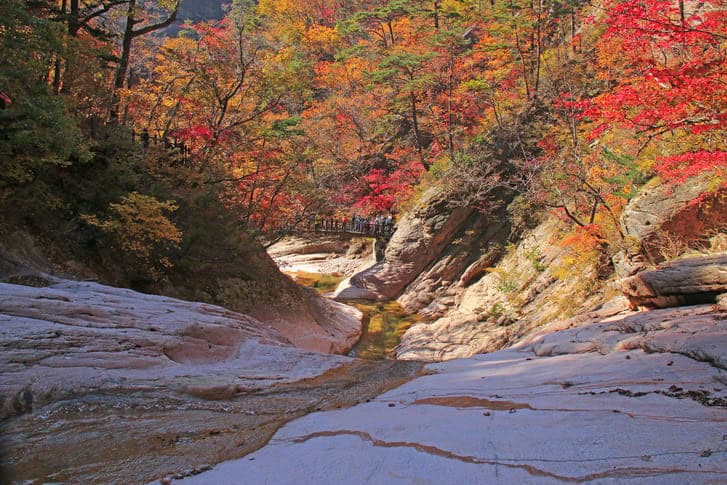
[0,280,422,483]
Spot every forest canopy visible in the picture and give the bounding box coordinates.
[0,0,725,284]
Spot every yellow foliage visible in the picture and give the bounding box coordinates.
[257,0,294,17]
[551,228,602,281]
[304,25,340,51]
[83,192,182,267]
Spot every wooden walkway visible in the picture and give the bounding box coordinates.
[309,224,395,239]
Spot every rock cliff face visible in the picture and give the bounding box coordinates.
[331,187,615,360]
[615,176,727,277]
[396,217,616,360]
[340,176,725,362]
[334,188,476,300]
[0,279,420,483]
[176,302,727,484]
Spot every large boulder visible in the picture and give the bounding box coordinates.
[334,188,474,300]
[395,204,509,315]
[619,255,727,308]
[0,279,421,483]
[268,235,374,276]
[616,177,727,277]
[0,279,292,420]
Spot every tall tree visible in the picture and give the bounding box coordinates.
[111,0,180,120]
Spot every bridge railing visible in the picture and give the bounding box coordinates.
[307,219,395,238]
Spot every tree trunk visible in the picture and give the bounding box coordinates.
[110,0,179,122]
[52,0,67,94]
[68,0,80,37]
[447,55,455,158]
[410,91,427,168]
[115,0,136,92]
[533,0,542,99]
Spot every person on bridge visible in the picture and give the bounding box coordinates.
[385,214,393,234]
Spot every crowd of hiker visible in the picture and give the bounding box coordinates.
[133,128,190,160]
[310,213,395,236]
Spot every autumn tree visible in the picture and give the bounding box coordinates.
[110,0,180,119]
[0,0,88,190]
[592,0,727,186]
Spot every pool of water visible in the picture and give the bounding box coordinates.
[288,271,420,360]
[345,300,420,360]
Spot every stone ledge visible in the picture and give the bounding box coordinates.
[619,255,727,308]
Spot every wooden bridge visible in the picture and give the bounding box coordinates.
[305,220,395,240]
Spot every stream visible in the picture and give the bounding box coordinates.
[288,271,421,360]
[2,268,423,483]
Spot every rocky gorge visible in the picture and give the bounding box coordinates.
[178,300,727,484]
[0,278,420,483]
[1,178,726,483]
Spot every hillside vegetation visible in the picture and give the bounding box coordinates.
[0,0,724,294]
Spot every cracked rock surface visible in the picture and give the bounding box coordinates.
[180,304,727,484]
[0,280,420,483]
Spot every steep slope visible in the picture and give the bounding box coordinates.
[0,230,362,355]
[334,188,478,300]
[336,175,726,362]
[396,216,619,360]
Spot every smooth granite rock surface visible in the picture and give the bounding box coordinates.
[179,304,727,484]
[0,279,419,483]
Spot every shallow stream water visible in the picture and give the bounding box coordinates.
[2,269,424,483]
[288,271,420,360]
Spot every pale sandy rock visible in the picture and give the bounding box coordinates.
[0,279,355,420]
[268,235,374,276]
[717,292,727,311]
[396,203,510,314]
[616,177,727,277]
[619,255,727,309]
[525,305,727,367]
[201,274,362,354]
[396,217,613,361]
[331,274,381,300]
[179,304,727,484]
[0,279,421,483]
